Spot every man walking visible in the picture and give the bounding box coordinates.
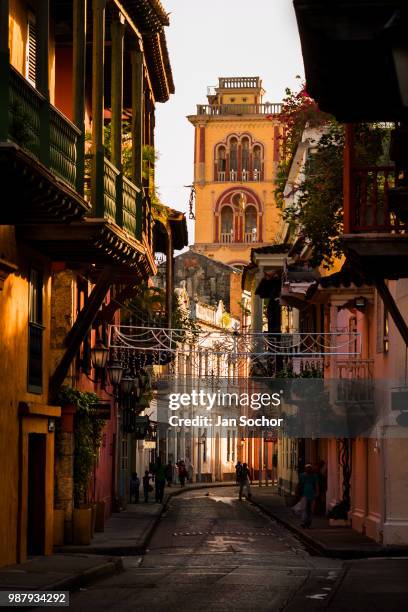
[238,463,252,500]
[298,464,319,528]
[153,457,166,503]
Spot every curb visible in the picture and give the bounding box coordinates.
[249,496,408,559]
[48,556,125,591]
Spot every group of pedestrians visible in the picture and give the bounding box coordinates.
[129,457,192,505]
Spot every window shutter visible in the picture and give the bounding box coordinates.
[26,13,37,87]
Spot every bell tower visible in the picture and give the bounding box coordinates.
[187,77,282,268]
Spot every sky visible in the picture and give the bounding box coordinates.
[154,0,305,245]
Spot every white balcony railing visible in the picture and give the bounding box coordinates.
[217,171,226,181]
[244,231,257,243]
[220,232,233,243]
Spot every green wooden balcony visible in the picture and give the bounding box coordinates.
[85,154,140,238]
[7,66,79,190]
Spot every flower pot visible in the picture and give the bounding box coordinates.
[95,501,106,532]
[73,507,92,545]
[53,509,65,546]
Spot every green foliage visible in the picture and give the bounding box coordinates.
[58,386,106,507]
[276,364,323,379]
[9,101,37,153]
[274,81,332,210]
[284,122,390,268]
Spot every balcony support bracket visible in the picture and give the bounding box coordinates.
[375,277,408,348]
[49,265,115,399]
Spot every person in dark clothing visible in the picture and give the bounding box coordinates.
[299,464,319,528]
[178,461,187,487]
[154,458,166,503]
[238,463,252,500]
[142,470,151,503]
[129,472,140,503]
[165,461,173,487]
[235,461,242,484]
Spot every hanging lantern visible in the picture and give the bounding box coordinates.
[90,339,109,369]
[107,359,123,386]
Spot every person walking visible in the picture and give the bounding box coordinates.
[235,461,242,484]
[165,461,173,487]
[129,472,140,503]
[298,464,319,528]
[142,470,151,503]
[238,463,252,500]
[154,457,166,503]
[178,461,187,487]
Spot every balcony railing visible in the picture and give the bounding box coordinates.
[8,66,79,189]
[335,358,374,380]
[218,77,262,89]
[244,231,257,243]
[220,232,233,243]
[196,103,282,116]
[85,154,139,236]
[216,168,263,182]
[347,165,408,233]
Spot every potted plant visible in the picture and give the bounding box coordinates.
[58,387,106,545]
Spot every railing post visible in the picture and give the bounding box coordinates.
[131,46,143,239]
[91,0,106,217]
[73,0,87,195]
[0,0,10,141]
[37,0,50,167]
[111,12,125,228]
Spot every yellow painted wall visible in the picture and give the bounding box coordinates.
[0,226,55,567]
[191,115,282,266]
[9,0,56,103]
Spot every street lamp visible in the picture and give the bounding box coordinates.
[120,374,135,395]
[90,339,109,369]
[107,359,123,387]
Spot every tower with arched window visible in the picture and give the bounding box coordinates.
[188,77,282,268]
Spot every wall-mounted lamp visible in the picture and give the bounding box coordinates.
[90,339,109,369]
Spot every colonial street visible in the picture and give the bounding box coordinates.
[67,487,408,611]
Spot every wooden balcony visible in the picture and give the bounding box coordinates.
[342,163,408,278]
[0,66,88,223]
[196,103,282,116]
[335,359,374,380]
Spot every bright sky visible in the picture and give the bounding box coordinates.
[154,0,305,245]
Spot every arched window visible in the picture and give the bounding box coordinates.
[216,146,226,181]
[220,206,234,243]
[244,205,257,242]
[253,145,262,180]
[229,137,238,180]
[242,137,250,181]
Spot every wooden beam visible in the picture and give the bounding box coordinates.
[94,281,140,325]
[375,277,408,348]
[73,0,87,194]
[49,266,115,399]
[131,47,144,239]
[111,13,124,170]
[91,0,106,216]
[0,0,10,140]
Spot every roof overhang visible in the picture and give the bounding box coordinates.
[294,0,408,121]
